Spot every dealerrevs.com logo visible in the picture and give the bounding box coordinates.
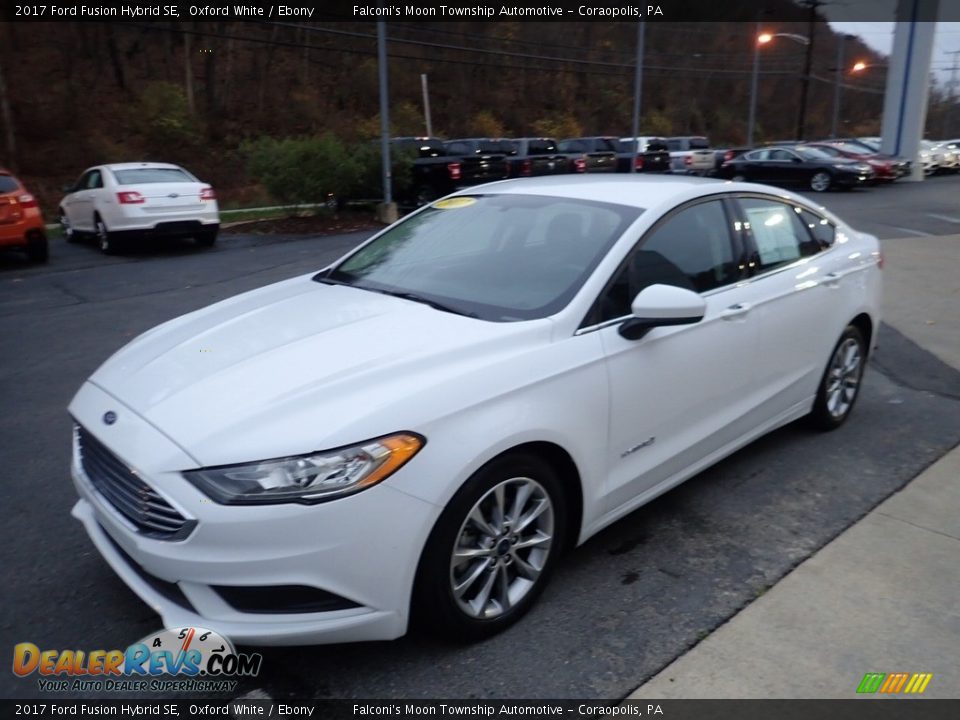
[13,627,262,693]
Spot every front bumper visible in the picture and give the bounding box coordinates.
[69,382,439,645]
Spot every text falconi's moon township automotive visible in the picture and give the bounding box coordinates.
[352,5,665,18]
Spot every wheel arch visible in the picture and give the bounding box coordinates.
[849,312,874,358]
[501,440,584,553]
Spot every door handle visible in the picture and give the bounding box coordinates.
[823,272,842,287]
[721,302,751,320]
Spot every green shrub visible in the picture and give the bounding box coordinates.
[242,134,360,206]
[350,142,415,201]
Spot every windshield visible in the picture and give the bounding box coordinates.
[113,168,196,185]
[689,137,710,149]
[324,194,641,322]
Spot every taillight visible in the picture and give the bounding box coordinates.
[447,162,461,181]
[574,157,587,173]
[684,156,693,166]
[724,150,735,162]
[634,156,644,171]
[116,191,145,204]
[17,193,37,209]
[877,251,885,270]
[200,187,216,201]
[522,159,532,177]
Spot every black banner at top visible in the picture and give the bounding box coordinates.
[1,0,950,23]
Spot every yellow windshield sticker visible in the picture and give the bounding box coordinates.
[433,197,477,209]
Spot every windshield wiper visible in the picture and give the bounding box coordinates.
[373,289,478,318]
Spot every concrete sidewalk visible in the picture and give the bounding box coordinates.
[629,232,960,699]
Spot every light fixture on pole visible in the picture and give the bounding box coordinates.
[831,35,856,137]
[747,31,810,147]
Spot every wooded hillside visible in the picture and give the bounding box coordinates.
[1,15,953,211]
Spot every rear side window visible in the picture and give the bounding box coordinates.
[113,168,194,185]
[0,175,20,193]
[739,198,822,270]
[559,140,586,153]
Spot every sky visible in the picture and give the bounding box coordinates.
[828,21,960,89]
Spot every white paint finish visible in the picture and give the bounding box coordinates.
[69,175,883,644]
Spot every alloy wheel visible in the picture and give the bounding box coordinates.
[449,477,554,620]
[825,337,862,419]
[810,172,831,192]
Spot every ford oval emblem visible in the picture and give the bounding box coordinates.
[103,411,117,425]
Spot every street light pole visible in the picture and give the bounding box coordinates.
[747,21,761,147]
[831,36,847,137]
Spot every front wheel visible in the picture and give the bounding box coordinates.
[412,453,567,641]
[810,171,832,192]
[809,325,866,430]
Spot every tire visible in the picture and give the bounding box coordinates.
[60,211,79,243]
[412,452,567,641]
[196,228,218,247]
[809,325,866,431]
[810,171,832,192]
[25,234,48,263]
[95,216,118,254]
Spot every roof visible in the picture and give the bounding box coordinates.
[456,174,728,210]
[99,162,184,171]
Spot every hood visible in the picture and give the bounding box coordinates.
[89,275,551,465]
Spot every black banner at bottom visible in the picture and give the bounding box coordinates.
[3,700,960,720]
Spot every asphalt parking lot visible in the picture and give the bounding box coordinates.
[2,177,959,701]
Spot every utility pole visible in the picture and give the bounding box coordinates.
[629,21,645,172]
[943,49,960,138]
[796,0,822,141]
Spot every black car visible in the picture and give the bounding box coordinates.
[617,137,672,173]
[720,145,874,192]
[507,138,570,177]
[557,137,619,173]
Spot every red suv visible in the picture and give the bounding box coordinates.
[0,169,47,262]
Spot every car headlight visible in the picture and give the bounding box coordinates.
[183,432,424,505]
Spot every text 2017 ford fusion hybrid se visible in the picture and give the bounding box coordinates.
[69,175,882,644]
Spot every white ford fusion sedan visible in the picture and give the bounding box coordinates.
[69,175,882,645]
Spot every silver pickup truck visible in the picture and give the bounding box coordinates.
[666,136,715,175]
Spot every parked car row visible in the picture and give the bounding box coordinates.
[713,135,960,192]
[0,162,220,263]
[393,135,683,208]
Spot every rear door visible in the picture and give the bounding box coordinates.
[731,195,845,417]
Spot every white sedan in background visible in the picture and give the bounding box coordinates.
[59,162,219,254]
[68,176,882,645]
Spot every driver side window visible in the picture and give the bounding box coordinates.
[593,200,740,323]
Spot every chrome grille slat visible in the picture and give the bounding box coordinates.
[76,425,192,540]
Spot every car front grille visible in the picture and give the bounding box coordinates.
[76,425,195,541]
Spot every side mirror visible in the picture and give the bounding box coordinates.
[792,157,803,163]
[618,284,706,340]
